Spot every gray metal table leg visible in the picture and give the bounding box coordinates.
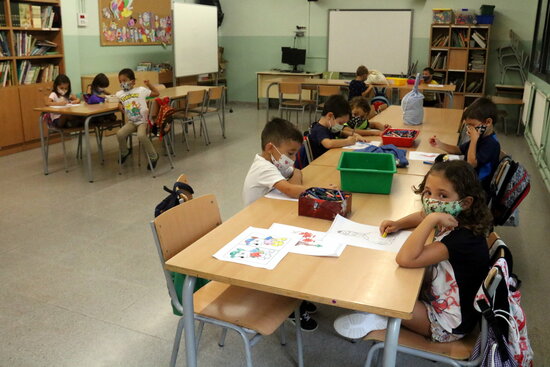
[382,317,401,367]
[183,275,198,367]
[266,82,277,122]
[39,113,49,175]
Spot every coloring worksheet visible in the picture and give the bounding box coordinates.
[212,227,300,269]
[322,215,411,253]
[408,151,462,163]
[264,189,298,202]
[269,223,346,257]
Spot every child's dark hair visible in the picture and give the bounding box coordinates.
[350,96,371,114]
[261,118,303,150]
[414,160,493,236]
[118,68,136,81]
[91,73,109,91]
[356,65,369,76]
[52,74,71,97]
[461,97,497,125]
[423,67,434,74]
[322,94,351,118]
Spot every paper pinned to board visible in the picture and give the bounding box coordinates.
[322,215,411,253]
[342,141,381,150]
[269,223,346,257]
[212,226,300,269]
[408,151,462,163]
[265,189,298,202]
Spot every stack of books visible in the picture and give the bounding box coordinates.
[471,31,487,48]
[10,3,56,28]
[431,34,449,47]
[0,6,6,27]
[451,31,468,47]
[14,33,57,56]
[0,61,12,87]
[430,52,447,69]
[18,61,59,84]
[469,51,486,70]
[0,32,10,57]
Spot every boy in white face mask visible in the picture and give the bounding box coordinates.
[242,118,310,207]
[306,94,366,164]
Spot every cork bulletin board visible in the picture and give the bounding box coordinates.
[99,0,173,46]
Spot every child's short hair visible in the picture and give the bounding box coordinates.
[322,94,351,118]
[118,68,136,81]
[349,96,371,114]
[414,160,493,236]
[91,73,109,89]
[52,74,72,97]
[423,67,434,74]
[356,65,369,77]
[461,97,497,125]
[261,118,303,150]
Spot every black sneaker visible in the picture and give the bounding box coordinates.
[302,301,317,315]
[289,310,318,332]
[147,156,159,170]
[119,150,132,165]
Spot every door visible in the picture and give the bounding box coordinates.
[19,82,53,142]
[0,86,25,147]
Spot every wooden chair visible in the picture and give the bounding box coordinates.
[278,82,315,127]
[363,267,502,367]
[315,85,341,120]
[487,231,500,249]
[172,89,209,149]
[150,194,304,367]
[190,86,226,139]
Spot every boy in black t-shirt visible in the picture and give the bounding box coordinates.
[348,65,373,100]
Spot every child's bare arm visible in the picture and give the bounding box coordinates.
[273,180,308,198]
[44,96,67,106]
[429,135,462,154]
[395,213,453,268]
[380,211,424,235]
[287,168,302,185]
[370,121,391,131]
[145,80,160,97]
[321,135,366,149]
[69,94,80,104]
[465,125,481,167]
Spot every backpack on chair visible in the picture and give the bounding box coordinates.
[154,181,195,218]
[488,156,530,226]
[152,97,176,141]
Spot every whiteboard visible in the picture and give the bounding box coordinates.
[530,90,549,147]
[328,10,412,75]
[173,2,218,77]
[521,81,534,125]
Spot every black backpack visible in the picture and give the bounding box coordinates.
[154,182,194,217]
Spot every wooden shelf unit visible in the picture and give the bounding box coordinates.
[429,24,491,109]
[0,0,64,155]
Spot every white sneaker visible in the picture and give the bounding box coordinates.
[333,312,388,339]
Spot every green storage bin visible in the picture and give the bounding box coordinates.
[337,152,397,194]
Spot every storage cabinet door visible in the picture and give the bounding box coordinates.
[19,83,53,142]
[0,87,25,147]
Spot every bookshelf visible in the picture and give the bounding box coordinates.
[429,24,491,109]
[0,0,64,155]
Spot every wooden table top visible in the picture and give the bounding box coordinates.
[370,106,463,133]
[34,103,120,116]
[166,165,424,319]
[158,85,215,99]
[309,130,459,176]
[388,83,456,92]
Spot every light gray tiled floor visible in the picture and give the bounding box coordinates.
[0,104,548,366]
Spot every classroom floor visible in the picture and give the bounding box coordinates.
[0,104,548,367]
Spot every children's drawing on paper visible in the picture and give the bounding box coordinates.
[335,229,396,246]
[269,223,346,257]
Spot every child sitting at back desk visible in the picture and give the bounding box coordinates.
[342,96,391,137]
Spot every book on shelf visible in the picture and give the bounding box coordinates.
[471,32,486,48]
[41,6,55,29]
[449,78,464,92]
[18,60,59,84]
[10,4,20,27]
[31,5,41,28]
[432,34,449,48]
[0,6,6,27]
[469,50,486,70]
[465,79,483,93]
[0,61,13,87]
[19,3,31,28]
[0,32,10,57]
[431,52,441,68]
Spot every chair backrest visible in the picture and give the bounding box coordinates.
[185,89,207,114]
[318,85,341,97]
[487,231,500,249]
[151,194,222,262]
[208,86,224,101]
[279,82,302,97]
[303,134,313,164]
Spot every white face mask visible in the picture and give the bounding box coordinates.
[120,82,132,91]
[96,87,105,93]
[57,88,68,96]
[330,118,344,133]
[270,145,295,178]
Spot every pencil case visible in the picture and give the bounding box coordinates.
[381,128,419,147]
[298,187,352,221]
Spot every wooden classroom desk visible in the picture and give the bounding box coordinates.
[387,83,456,108]
[165,165,425,367]
[370,106,463,134]
[34,103,120,182]
[257,71,323,109]
[309,130,460,176]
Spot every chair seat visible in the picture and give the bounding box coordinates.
[173,111,200,119]
[281,100,314,107]
[194,281,300,336]
[189,107,219,113]
[364,328,478,360]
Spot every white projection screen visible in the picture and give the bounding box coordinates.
[172,2,218,77]
[328,9,412,75]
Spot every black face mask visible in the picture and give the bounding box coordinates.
[422,76,431,82]
[475,125,487,135]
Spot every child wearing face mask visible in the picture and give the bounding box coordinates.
[343,96,391,137]
[87,73,111,97]
[429,97,500,193]
[44,74,82,128]
[421,67,441,107]
[115,68,160,169]
[334,160,491,342]
[306,94,366,163]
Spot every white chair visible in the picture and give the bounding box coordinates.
[150,194,304,367]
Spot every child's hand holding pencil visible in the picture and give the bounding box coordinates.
[379,220,401,237]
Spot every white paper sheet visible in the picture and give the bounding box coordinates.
[269,223,346,257]
[408,151,461,163]
[323,215,411,253]
[49,103,82,108]
[342,141,381,150]
[264,189,298,202]
[212,227,299,269]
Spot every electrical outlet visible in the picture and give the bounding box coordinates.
[77,13,87,27]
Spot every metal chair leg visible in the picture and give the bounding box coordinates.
[195,321,204,354]
[164,135,175,169]
[218,327,228,347]
[60,132,68,173]
[279,322,287,346]
[364,342,384,367]
[294,305,304,367]
[170,317,185,367]
[236,329,254,367]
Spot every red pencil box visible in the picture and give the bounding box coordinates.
[298,187,352,221]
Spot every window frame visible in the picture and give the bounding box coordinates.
[531,0,550,82]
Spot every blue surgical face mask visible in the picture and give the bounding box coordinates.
[330,118,344,133]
